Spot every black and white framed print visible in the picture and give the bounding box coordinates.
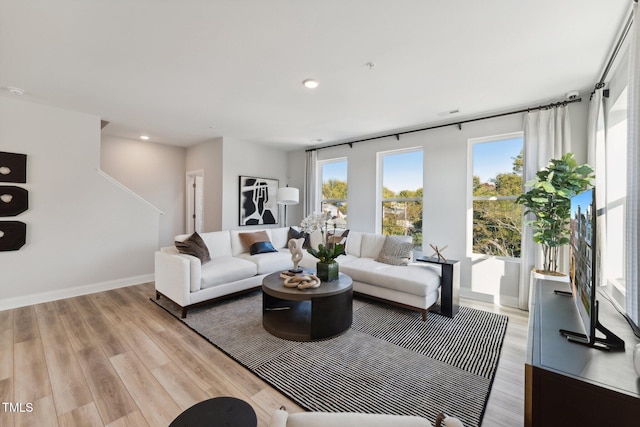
[239,176,278,226]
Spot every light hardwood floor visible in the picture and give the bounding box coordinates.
[0,283,529,426]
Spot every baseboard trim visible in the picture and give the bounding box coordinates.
[0,274,154,311]
[459,288,519,308]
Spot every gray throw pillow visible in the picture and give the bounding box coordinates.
[175,232,211,264]
[376,236,414,266]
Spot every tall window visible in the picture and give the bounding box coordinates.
[379,149,423,245]
[470,133,524,258]
[605,88,627,293]
[319,159,348,220]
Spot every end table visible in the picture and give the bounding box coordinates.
[415,256,460,318]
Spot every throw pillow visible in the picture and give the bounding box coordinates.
[376,235,414,266]
[250,241,278,255]
[327,229,349,246]
[175,232,211,264]
[238,231,271,254]
[288,227,310,249]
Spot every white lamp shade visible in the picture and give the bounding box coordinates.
[277,187,299,205]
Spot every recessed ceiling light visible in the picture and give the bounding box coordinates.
[303,79,319,89]
[140,135,150,140]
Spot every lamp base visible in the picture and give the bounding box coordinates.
[288,268,304,274]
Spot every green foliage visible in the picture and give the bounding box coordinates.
[515,153,594,273]
[322,179,347,200]
[473,200,522,257]
[307,243,345,264]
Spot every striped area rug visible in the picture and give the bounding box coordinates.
[153,291,508,427]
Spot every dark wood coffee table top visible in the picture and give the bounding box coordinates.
[169,396,257,427]
[262,270,352,301]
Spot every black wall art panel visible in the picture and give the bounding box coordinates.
[0,221,27,251]
[0,186,29,216]
[0,151,27,183]
[239,175,278,226]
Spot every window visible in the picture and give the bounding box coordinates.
[319,159,347,221]
[470,133,524,258]
[605,88,627,293]
[379,149,423,245]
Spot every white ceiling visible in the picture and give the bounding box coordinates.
[0,0,632,150]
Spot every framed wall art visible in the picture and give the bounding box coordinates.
[239,175,279,226]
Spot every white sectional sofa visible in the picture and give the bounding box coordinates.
[155,227,293,318]
[154,227,442,320]
[298,231,442,320]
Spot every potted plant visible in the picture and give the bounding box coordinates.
[516,152,594,274]
[301,212,345,281]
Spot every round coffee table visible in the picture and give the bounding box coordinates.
[262,271,353,341]
[169,396,257,427]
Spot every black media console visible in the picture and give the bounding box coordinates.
[525,278,640,426]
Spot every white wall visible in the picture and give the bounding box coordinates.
[221,138,290,230]
[0,97,161,309]
[186,138,224,232]
[291,102,589,307]
[101,135,185,247]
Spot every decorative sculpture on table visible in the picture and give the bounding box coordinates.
[287,237,305,273]
[429,244,448,262]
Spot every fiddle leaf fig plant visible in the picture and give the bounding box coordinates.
[515,152,594,274]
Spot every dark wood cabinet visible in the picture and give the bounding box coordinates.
[525,278,640,426]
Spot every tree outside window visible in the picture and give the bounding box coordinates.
[320,159,347,221]
[380,149,423,245]
[472,135,524,258]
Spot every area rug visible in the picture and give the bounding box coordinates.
[152,292,508,427]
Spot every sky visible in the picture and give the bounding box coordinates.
[473,137,523,183]
[322,137,523,193]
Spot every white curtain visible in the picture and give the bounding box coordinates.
[588,88,607,288]
[518,106,572,310]
[304,150,318,218]
[626,2,640,327]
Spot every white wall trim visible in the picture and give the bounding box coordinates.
[96,168,165,215]
[460,288,520,308]
[0,274,154,311]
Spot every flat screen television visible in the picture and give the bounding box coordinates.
[559,188,625,351]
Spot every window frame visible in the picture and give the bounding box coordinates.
[317,157,348,222]
[467,131,524,262]
[376,147,424,244]
[604,87,627,297]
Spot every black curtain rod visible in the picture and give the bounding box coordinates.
[306,97,582,153]
[590,4,635,99]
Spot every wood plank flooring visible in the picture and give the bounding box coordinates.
[0,283,528,426]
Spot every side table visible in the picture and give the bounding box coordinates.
[415,256,460,318]
[169,396,257,427]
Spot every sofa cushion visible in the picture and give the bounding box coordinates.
[237,251,293,274]
[298,251,357,270]
[345,231,363,257]
[200,231,233,258]
[267,227,290,249]
[175,232,211,264]
[340,258,440,297]
[377,235,414,266]
[360,233,387,259]
[200,256,257,290]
